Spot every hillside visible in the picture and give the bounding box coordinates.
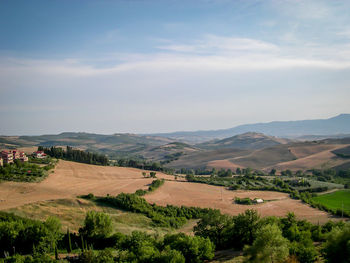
[0,160,335,224]
[0,132,175,159]
[149,114,350,143]
[196,132,289,150]
[139,142,200,161]
[165,139,350,172]
[2,130,350,173]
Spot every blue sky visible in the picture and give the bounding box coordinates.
[1,0,350,135]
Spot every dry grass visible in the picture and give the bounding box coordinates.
[6,198,196,235]
[145,181,339,224]
[0,160,174,210]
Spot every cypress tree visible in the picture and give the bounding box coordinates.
[67,228,72,253]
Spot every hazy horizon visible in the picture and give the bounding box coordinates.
[1,0,350,135]
[1,113,348,137]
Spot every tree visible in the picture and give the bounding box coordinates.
[43,216,63,252]
[270,168,276,176]
[194,210,234,249]
[67,228,72,253]
[164,233,214,263]
[142,172,147,178]
[150,171,157,178]
[158,246,185,263]
[185,174,195,182]
[79,211,112,239]
[244,224,290,263]
[232,209,261,249]
[323,223,350,263]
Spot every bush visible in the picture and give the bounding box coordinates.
[234,197,253,205]
[163,233,214,263]
[79,211,112,239]
[244,224,290,263]
[322,223,350,263]
[96,193,212,228]
[0,212,62,256]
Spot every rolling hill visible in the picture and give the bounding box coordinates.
[0,132,175,159]
[148,114,350,143]
[165,139,350,172]
[196,132,290,150]
[1,126,350,173]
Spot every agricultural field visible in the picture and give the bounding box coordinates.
[311,190,350,215]
[144,180,336,223]
[0,160,173,210]
[0,160,339,223]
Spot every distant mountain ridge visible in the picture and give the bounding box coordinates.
[148,114,350,143]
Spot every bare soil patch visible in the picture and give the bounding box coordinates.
[145,181,339,224]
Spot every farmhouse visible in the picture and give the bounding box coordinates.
[19,152,29,162]
[254,198,264,203]
[1,151,14,164]
[0,150,29,165]
[33,151,47,159]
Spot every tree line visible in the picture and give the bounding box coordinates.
[84,192,212,229]
[39,146,109,166]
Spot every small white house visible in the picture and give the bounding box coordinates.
[255,198,264,203]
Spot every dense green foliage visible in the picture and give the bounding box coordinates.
[70,231,214,263]
[0,159,55,182]
[310,168,350,186]
[114,158,174,174]
[79,211,113,239]
[194,209,348,263]
[322,223,350,263]
[0,210,215,263]
[244,224,290,263]
[234,197,254,205]
[40,146,109,166]
[93,193,213,228]
[193,210,235,250]
[135,179,165,196]
[0,212,62,256]
[0,201,349,263]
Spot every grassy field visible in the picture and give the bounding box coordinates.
[312,190,350,214]
[6,198,197,236]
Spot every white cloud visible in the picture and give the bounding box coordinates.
[157,35,279,54]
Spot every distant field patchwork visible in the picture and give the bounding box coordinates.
[312,190,350,214]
